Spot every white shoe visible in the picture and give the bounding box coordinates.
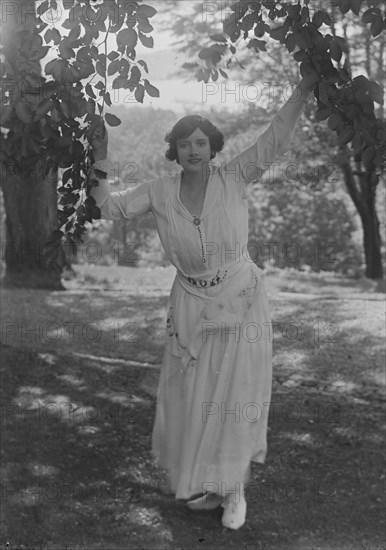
[221,495,247,529]
[186,493,223,510]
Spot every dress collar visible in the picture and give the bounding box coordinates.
[173,162,218,222]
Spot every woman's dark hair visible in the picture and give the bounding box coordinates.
[164,115,224,163]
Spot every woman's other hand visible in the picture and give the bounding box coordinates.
[87,121,108,162]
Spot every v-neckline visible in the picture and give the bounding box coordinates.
[177,167,212,220]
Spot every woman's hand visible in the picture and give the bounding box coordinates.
[87,121,108,162]
[298,74,319,95]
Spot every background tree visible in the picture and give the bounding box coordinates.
[161,0,385,280]
[0,0,159,288]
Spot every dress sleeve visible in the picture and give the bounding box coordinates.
[88,162,153,220]
[223,84,311,186]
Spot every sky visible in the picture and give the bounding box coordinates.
[36,0,256,113]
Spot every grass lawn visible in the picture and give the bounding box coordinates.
[1,264,385,550]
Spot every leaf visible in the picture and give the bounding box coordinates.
[135,84,145,103]
[44,29,52,43]
[325,67,340,83]
[362,8,380,23]
[199,48,215,60]
[270,26,287,42]
[254,22,267,38]
[137,4,157,18]
[105,113,121,127]
[210,33,228,43]
[15,102,33,123]
[117,28,137,50]
[241,16,254,32]
[37,0,50,16]
[182,62,199,69]
[327,112,341,130]
[96,58,106,78]
[130,66,141,86]
[351,132,363,154]
[315,105,331,121]
[368,81,384,104]
[345,103,360,119]
[362,146,375,166]
[51,229,64,241]
[349,0,362,16]
[138,32,154,48]
[59,41,75,60]
[294,50,309,62]
[337,0,350,14]
[35,99,53,119]
[285,33,296,53]
[68,24,81,42]
[112,75,129,89]
[108,51,119,61]
[247,39,267,52]
[108,59,119,76]
[219,68,228,79]
[0,105,14,125]
[138,59,149,73]
[312,11,325,28]
[353,75,370,90]
[334,36,349,54]
[144,79,159,98]
[338,125,355,144]
[338,68,350,82]
[119,58,130,75]
[62,169,72,185]
[370,16,384,37]
[104,92,112,107]
[91,205,101,219]
[86,99,95,116]
[293,30,308,50]
[329,41,343,63]
[86,83,96,99]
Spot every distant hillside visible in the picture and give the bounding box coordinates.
[106,106,180,183]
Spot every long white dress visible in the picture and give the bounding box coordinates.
[90,86,309,500]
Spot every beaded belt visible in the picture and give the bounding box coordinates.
[177,268,228,288]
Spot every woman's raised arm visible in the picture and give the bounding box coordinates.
[88,159,153,220]
[223,77,315,186]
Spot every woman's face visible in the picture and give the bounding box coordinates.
[176,127,212,174]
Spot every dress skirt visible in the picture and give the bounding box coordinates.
[151,259,272,500]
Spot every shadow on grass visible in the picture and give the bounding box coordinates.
[1,281,385,549]
[1,289,170,365]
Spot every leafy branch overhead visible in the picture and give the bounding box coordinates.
[186,0,385,175]
[0,0,159,251]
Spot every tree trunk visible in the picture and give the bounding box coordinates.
[1,159,65,289]
[359,176,383,280]
[0,0,66,289]
[339,155,384,280]
[362,214,383,279]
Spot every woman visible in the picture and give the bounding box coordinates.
[88,77,314,529]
